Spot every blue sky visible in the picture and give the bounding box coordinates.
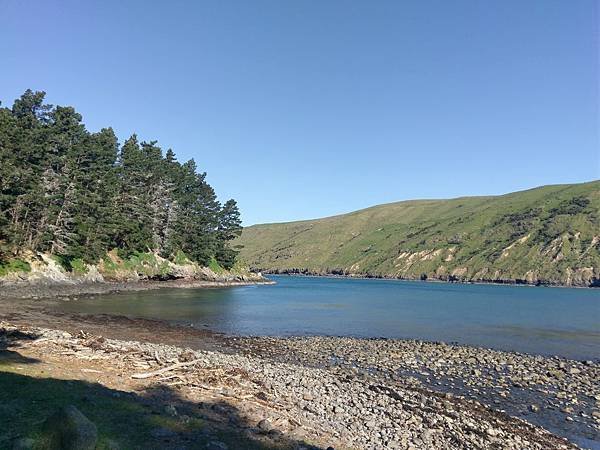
[1,0,598,225]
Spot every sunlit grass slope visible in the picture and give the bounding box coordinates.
[236,181,600,286]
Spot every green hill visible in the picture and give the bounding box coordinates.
[236,181,600,287]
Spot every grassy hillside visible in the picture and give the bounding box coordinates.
[236,181,600,287]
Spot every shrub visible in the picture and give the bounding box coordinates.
[0,259,31,277]
[208,257,224,274]
[173,250,190,265]
[70,258,88,275]
[102,255,119,273]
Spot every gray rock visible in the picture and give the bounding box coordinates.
[106,440,122,450]
[12,438,35,450]
[258,419,274,433]
[164,404,178,417]
[42,405,97,450]
[365,419,377,428]
[206,441,229,450]
[150,427,177,439]
[529,404,540,413]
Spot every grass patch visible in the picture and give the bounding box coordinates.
[70,258,88,275]
[208,257,225,274]
[123,252,171,278]
[0,361,305,450]
[101,254,119,273]
[0,259,31,277]
[236,180,600,284]
[0,367,159,448]
[173,250,191,265]
[50,256,89,275]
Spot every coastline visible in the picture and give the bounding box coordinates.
[259,270,599,289]
[0,277,275,300]
[1,315,596,449]
[1,274,598,448]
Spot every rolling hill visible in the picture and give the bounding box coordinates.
[236,181,600,287]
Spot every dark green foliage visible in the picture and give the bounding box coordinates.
[549,196,590,216]
[0,91,242,269]
[215,199,242,269]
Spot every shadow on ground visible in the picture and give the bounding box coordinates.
[0,331,323,450]
[0,327,41,365]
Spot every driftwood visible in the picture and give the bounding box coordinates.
[131,359,202,379]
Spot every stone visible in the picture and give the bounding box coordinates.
[206,441,229,450]
[42,405,98,450]
[257,419,273,433]
[486,428,500,437]
[12,438,35,450]
[165,404,178,417]
[150,427,177,440]
[106,440,122,450]
[530,404,540,413]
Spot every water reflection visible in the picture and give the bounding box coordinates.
[57,276,600,359]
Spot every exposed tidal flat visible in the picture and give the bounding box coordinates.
[0,320,597,449]
[1,276,599,449]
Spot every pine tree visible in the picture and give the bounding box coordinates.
[68,127,119,261]
[4,90,53,253]
[44,105,89,256]
[113,135,154,255]
[0,90,243,270]
[215,199,242,269]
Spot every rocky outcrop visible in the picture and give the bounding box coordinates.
[0,252,265,289]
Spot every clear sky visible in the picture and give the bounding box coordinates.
[1,0,598,225]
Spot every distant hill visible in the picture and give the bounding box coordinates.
[236,181,600,287]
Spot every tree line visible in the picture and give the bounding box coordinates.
[0,90,242,269]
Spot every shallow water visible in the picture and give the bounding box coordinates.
[57,275,600,360]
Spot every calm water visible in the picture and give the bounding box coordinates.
[57,275,600,360]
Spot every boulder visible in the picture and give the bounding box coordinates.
[12,438,35,450]
[42,405,97,450]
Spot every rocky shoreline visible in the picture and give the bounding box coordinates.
[1,317,597,449]
[259,270,600,288]
[0,277,275,300]
[234,336,600,449]
[0,250,273,300]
